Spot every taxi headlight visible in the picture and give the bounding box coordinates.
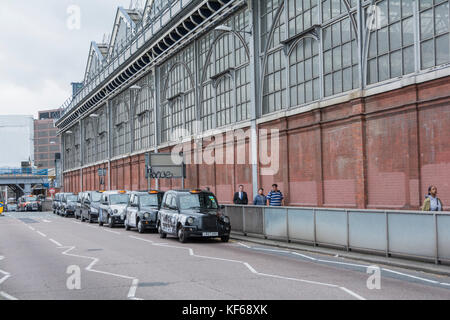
[113,209,118,214]
[144,213,150,219]
[187,217,194,225]
[222,216,230,224]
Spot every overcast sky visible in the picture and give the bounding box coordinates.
[0,0,139,117]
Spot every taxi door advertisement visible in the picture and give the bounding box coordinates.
[0,201,4,215]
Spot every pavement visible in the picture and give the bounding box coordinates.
[0,211,450,300]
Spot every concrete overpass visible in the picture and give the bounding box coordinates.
[0,168,49,196]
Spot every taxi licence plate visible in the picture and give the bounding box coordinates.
[202,232,218,237]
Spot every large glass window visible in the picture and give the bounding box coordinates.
[112,92,131,156]
[322,0,357,23]
[323,17,359,95]
[84,118,96,164]
[160,44,196,143]
[262,1,287,115]
[97,108,108,161]
[200,9,251,130]
[289,37,321,106]
[133,73,155,151]
[288,0,319,38]
[367,0,416,84]
[420,0,450,69]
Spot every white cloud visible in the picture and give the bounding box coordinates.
[0,0,134,117]
[0,80,69,114]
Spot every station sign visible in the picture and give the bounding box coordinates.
[146,153,186,179]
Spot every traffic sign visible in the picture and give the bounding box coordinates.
[49,188,56,195]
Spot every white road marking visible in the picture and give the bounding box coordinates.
[0,291,18,300]
[253,247,290,254]
[28,226,35,231]
[290,252,318,261]
[49,239,62,247]
[236,242,251,248]
[129,236,364,300]
[0,257,17,300]
[240,244,450,289]
[42,220,51,223]
[36,231,47,238]
[316,259,368,268]
[102,229,121,235]
[127,279,139,299]
[0,272,11,285]
[382,268,440,284]
[60,246,140,300]
[339,287,366,300]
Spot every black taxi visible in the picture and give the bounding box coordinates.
[157,189,231,243]
[124,190,164,233]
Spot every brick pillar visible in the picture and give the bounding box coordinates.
[279,118,290,205]
[313,110,324,206]
[351,98,367,209]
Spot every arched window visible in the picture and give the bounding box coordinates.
[200,9,251,130]
[261,0,287,115]
[160,45,196,143]
[323,17,359,96]
[97,106,108,161]
[133,73,155,151]
[112,92,131,156]
[84,118,96,164]
[289,37,320,107]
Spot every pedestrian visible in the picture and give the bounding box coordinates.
[253,188,266,206]
[422,185,444,211]
[266,184,284,206]
[233,185,248,205]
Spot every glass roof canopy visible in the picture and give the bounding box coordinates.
[58,0,194,120]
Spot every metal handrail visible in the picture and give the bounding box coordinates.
[224,204,450,265]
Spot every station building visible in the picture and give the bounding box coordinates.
[56,0,450,210]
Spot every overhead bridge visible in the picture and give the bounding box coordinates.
[0,168,49,196]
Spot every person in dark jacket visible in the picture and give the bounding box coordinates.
[233,185,248,205]
[253,188,266,206]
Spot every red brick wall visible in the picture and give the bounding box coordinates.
[64,76,450,210]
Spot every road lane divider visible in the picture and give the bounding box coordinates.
[60,246,141,300]
[128,235,366,300]
[36,231,47,238]
[237,243,450,289]
[49,239,62,247]
[0,256,18,300]
[0,291,18,300]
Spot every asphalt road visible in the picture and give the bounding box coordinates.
[0,211,449,300]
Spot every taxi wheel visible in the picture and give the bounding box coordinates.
[221,236,230,243]
[88,214,92,224]
[108,216,114,228]
[138,220,145,234]
[178,228,188,243]
[98,216,103,227]
[158,224,167,239]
